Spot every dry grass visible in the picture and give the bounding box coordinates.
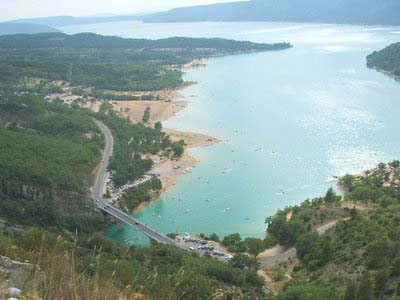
[15,235,146,300]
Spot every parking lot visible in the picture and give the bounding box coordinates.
[175,235,233,261]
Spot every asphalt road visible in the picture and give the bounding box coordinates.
[92,118,177,246]
[259,220,339,267]
[92,118,114,201]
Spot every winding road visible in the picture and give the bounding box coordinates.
[259,220,339,267]
[92,118,178,246]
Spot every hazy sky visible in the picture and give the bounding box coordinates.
[0,0,240,21]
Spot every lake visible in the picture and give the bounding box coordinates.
[62,21,400,244]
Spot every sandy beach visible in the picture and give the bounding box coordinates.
[85,73,219,212]
[112,99,188,125]
[149,129,219,196]
[82,57,216,211]
[134,103,220,211]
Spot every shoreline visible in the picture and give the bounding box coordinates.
[85,58,220,213]
[132,128,220,213]
[116,60,220,212]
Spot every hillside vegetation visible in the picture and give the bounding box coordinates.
[0,92,268,299]
[0,32,290,92]
[269,162,400,300]
[367,42,400,78]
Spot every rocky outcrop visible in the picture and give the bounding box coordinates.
[0,256,39,298]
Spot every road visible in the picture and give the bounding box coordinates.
[92,118,178,246]
[92,119,114,201]
[259,220,339,267]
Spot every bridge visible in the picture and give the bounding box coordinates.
[92,119,179,246]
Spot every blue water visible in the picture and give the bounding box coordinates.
[62,22,400,244]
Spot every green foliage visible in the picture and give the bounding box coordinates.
[229,254,259,271]
[0,32,287,92]
[357,274,375,300]
[263,234,278,248]
[154,121,162,131]
[0,93,102,192]
[142,106,150,123]
[92,91,155,101]
[277,163,400,300]
[172,140,185,157]
[340,174,356,191]
[277,280,336,300]
[0,228,266,299]
[96,104,177,187]
[204,233,220,242]
[295,232,320,260]
[344,282,358,300]
[325,187,341,204]
[266,210,307,247]
[272,270,285,282]
[367,43,400,79]
[121,178,162,210]
[222,233,246,253]
[243,238,265,257]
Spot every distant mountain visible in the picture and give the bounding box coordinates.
[141,0,400,25]
[0,23,59,35]
[9,15,140,28]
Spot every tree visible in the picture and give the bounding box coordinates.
[150,178,162,191]
[229,254,259,271]
[350,207,358,220]
[344,282,358,300]
[222,233,242,247]
[277,281,336,300]
[142,107,150,123]
[375,269,390,292]
[295,232,320,260]
[244,238,265,257]
[357,274,375,300]
[154,121,162,131]
[391,257,400,276]
[340,174,356,192]
[172,141,184,157]
[267,214,307,247]
[207,233,220,242]
[325,188,340,204]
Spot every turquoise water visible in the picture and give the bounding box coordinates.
[62,22,400,244]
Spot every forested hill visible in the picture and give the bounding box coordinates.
[0,32,290,52]
[367,42,400,78]
[272,162,400,299]
[0,32,290,92]
[0,23,60,35]
[8,15,139,28]
[141,0,400,25]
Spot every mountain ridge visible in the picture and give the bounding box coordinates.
[140,0,400,25]
[0,23,60,35]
